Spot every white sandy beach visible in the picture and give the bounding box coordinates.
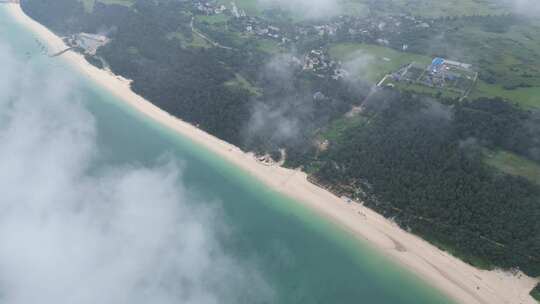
[5,3,538,304]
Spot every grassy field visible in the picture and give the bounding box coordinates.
[216,0,261,16]
[320,116,367,143]
[330,3,540,108]
[329,43,432,83]
[485,150,540,185]
[256,39,282,54]
[329,43,469,99]
[395,82,463,99]
[329,40,540,107]
[196,14,230,24]
[165,32,211,49]
[225,73,262,96]
[423,19,540,107]
[471,81,540,108]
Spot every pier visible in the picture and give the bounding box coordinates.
[49,47,75,57]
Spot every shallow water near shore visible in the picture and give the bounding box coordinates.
[0,7,455,303]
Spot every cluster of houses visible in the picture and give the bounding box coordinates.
[229,12,435,52]
[304,14,434,51]
[193,1,226,15]
[192,1,246,18]
[303,49,349,80]
[187,1,444,85]
[344,14,431,37]
[237,17,291,43]
[190,0,437,55]
[269,49,347,80]
[233,16,339,44]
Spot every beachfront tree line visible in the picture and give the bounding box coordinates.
[22,0,364,149]
[21,0,540,276]
[532,283,540,301]
[312,90,540,276]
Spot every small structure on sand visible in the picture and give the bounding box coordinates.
[65,33,109,55]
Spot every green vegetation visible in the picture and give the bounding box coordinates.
[471,81,540,109]
[531,283,540,302]
[190,34,212,48]
[486,151,540,185]
[393,82,463,99]
[216,0,506,19]
[351,0,512,17]
[418,16,540,106]
[334,38,540,107]
[457,21,540,89]
[312,92,540,276]
[23,0,540,278]
[329,43,432,82]
[225,74,262,96]
[455,98,540,160]
[327,14,540,108]
[216,0,260,16]
[338,0,369,17]
[196,14,230,24]
[166,32,211,49]
[79,0,135,13]
[335,17,540,108]
[256,39,282,54]
[319,116,367,143]
[79,0,94,12]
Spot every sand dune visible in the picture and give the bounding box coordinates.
[5,3,538,304]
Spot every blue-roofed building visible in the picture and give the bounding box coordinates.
[432,57,445,65]
[380,56,477,99]
[430,57,445,72]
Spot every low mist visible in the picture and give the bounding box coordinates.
[243,53,314,151]
[257,0,342,20]
[0,44,272,304]
[509,0,540,16]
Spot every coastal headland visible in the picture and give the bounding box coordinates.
[4,3,538,304]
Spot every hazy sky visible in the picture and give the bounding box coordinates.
[0,44,271,304]
[510,0,540,15]
[256,0,540,18]
[257,0,342,19]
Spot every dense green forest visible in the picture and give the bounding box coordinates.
[455,98,540,161]
[311,91,540,275]
[21,0,540,278]
[22,0,258,144]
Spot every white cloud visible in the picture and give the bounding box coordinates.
[244,53,309,147]
[257,0,342,19]
[510,0,540,16]
[0,44,272,304]
[341,50,375,82]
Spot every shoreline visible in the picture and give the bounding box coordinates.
[5,3,538,304]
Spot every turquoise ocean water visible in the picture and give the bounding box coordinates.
[0,7,454,304]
